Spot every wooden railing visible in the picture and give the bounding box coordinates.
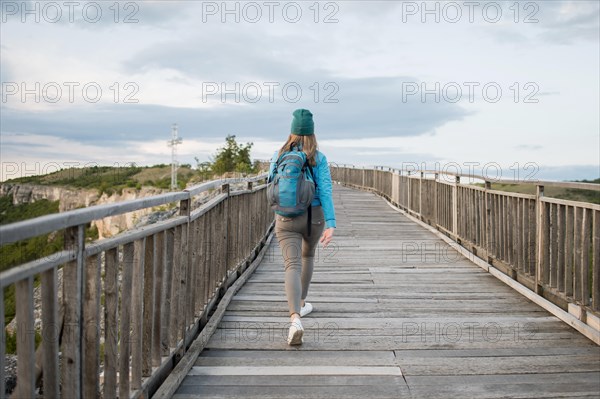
[0,174,274,398]
[331,165,600,338]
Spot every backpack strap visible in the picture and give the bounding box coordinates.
[303,158,317,237]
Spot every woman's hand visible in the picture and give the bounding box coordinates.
[320,227,335,248]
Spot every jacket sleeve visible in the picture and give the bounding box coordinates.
[268,151,278,182]
[317,153,336,229]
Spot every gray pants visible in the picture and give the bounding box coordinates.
[274,205,325,316]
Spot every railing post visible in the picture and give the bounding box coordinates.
[419,171,423,217]
[407,171,412,210]
[434,173,439,225]
[484,181,492,263]
[535,184,545,295]
[362,166,365,188]
[452,176,460,237]
[221,183,230,284]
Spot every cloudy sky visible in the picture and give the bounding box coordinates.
[1,0,599,182]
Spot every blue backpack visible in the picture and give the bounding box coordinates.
[267,146,318,235]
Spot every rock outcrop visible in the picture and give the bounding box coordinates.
[0,184,170,238]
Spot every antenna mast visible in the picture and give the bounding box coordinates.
[167,123,183,190]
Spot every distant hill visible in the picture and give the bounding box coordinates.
[2,164,198,194]
[474,178,600,205]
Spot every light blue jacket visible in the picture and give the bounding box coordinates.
[268,148,337,229]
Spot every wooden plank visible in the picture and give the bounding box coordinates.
[143,234,155,376]
[232,295,378,303]
[406,372,600,399]
[507,195,513,266]
[131,238,145,389]
[515,197,522,272]
[170,226,182,347]
[83,254,101,397]
[13,277,35,399]
[574,207,583,301]
[549,202,557,287]
[181,375,404,386]
[61,225,84,398]
[162,228,174,355]
[581,207,592,306]
[195,350,396,367]
[540,199,550,286]
[593,210,600,312]
[197,214,207,310]
[397,354,600,375]
[178,198,191,345]
[188,219,199,322]
[41,266,59,398]
[557,204,566,292]
[103,247,119,398]
[187,366,401,376]
[153,232,165,366]
[173,384,410,399]
[119,242,135,399]
[565,206,575,296]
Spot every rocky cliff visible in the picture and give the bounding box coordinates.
[0,183,169,239]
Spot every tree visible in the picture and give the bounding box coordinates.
[194,157,213,180]
[210,135,256,176]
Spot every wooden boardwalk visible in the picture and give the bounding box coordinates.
[173,184,600,399]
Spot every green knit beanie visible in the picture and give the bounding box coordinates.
[291,109,314,136]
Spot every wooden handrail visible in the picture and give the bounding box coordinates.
[0,172,273,398]
[363,166,600,191]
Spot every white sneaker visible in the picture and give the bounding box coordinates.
[287,318,304,345]
[300,302,313,317]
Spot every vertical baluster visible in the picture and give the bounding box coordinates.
[83,254,101,397]
[119,242,134,399]
[188,220,198,321]
[535,185,545,294]
[199,213,209,309]
[507,195,513,266]
[169,227,182,348]
[104,248,119,397]
[153,232,165,366]
[131,239,145,389]
[62,224,84,398]
[574,207,583,301]
[41,266,59,398]
[14,277,35,398]
[516,197,522,272]
[549,203,558,288]
[528,198,537,276]
[142,234,155,376]
[592,210,600,312]
[565,206,574,297]
[581,208,592,306]
[162,228,174,355]
[179,198,190,343]
[557,205,566,293]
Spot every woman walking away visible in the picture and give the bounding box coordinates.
[268,108,336,346]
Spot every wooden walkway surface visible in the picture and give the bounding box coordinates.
[173,184,600,399]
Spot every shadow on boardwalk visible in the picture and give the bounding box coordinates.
[173,184,600,399]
